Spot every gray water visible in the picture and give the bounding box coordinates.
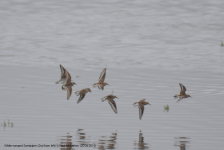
[0,0,224,71]
[0,0,224,150]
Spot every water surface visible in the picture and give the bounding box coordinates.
[0,0,224,149]
[0,0,224,72]
[0,66,224,149]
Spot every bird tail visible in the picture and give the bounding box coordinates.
[93,83,97,88]
[75,91,79,95]
[133,102,138,107]
[101,97,106,102]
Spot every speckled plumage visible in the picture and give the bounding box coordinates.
[174,83,191,102]
[133,99,150,120]
[75,88,91,104]
[93,68,109,90]
[101,94,118,114]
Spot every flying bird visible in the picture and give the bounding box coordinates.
[75,88,91,104]
[61,69,76,100]
[133,99,150,120]
[174,83,191,102]
[93,68,109,90]
[101,94,118,114]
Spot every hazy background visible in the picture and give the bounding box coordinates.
[0,0,224,71]
[0,0,224,150]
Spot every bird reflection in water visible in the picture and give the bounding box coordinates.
[75,129,117,149]
[97,132,117,150]
[133,130,149,149]
[59,133,74,150]
[174,137,190,150]
[58,130,117,150]
[76,129,91,144]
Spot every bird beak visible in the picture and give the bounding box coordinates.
[148,103,151,105]
[117,97,119,99]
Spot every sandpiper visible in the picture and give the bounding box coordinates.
[93,68,109,90]
[61,69,76,100]
[101,94,118,114]
[56,64,67,84]
[75,88,91,104]
[174,83,191,102]
[133,99,150,120]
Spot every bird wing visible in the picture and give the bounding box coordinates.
[65,70,72,84]
[60,64,66,78]
[98,84,104,90]
[179,83,186,95]
[98,68,106,83]
[107,99,117,114]
[176,97,184,103]
[77,91,86,104]
[138,103,144,120]
[67,86,72,100]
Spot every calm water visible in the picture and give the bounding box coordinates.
[1,66,224,150]
[0,0,224,72]
[0,0,224,150]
